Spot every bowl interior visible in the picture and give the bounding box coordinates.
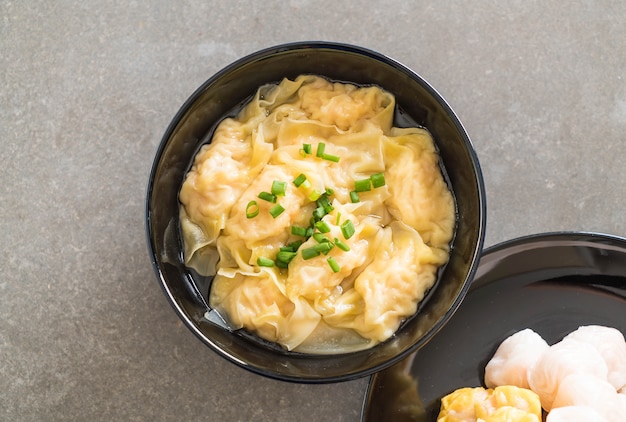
[146,42,486,383]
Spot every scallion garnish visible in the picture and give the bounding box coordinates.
[327,257,341,273]
[258,191,277,203]
[287,240,303,250]
[334,238,350,251]
[316,142,326,157]
[257,257,274,267]
[308,190,323,201]
[269,204,285,218]
[354,178,372,192]
[312,206,326,220]
[349,191,360,203]
[314,242,333,254]
[371,172,386,188]
[276,251,297,263]
[291,225,308,237]
[271,180,287,196]
[301,247,320,260]
[341,219,355,239]
[315,220,331,233]
[313,233,329,243]
[316,195,334,214]
[302,143,312,154]
[322,153,340,163]
[293,173,307,187]
[246,201,259,218]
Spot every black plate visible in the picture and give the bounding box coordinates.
[361,232,626,421]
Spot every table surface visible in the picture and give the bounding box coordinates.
[2,2,625,421]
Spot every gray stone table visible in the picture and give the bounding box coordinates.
[2,1,625,421]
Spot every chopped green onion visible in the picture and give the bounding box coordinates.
[269,204,285,218]
[341,219,355,239]
[302,143,312,154]
[286,240,303,251]
[349,191,360,203]
[257,257,274,267]
[314,242,333,253]
[280,241,302,252]
[301,247,320,260]
[258,191,277,203]
[291,225,308,237]
[275,260,289,269]
[293,173,308,187]
[354,178,372,192]
[315,220,331,233]
[371,172,386,188]
[316,142,326,157]
[334,238,350,251]
[308,190,323,201]
[327,257,341,273]
[336,212,341,225]
[271,180,287,196]
[313,233,329,243]
[246,201,259,218]
[312,206,326,220]
[305,227,315,237]
[322,153,340,163]
[276,251,297,263]
[316,195,334,213]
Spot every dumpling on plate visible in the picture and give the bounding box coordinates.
[527,339,608,411]
[546,405,608,422]
[551,373,625,421]
[484,328,549,389]
[562,325,626,390]
[437,385,541,422]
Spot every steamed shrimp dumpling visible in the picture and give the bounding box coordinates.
[562,325,626,390]
[546,406,608,422]
[527,339,608,411]
[484,328,549,389]
[551,373,625,421]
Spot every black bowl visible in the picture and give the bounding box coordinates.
[146,41,486,383]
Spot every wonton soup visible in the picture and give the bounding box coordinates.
[179,75,456,354]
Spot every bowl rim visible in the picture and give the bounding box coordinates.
[145,40,487,383]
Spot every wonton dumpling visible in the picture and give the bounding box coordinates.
[224,164,306,248]
[298,77,394,131]
[179,119,273,267]
[383,128,455,249]
[351,221,443,341]
[209,271,321,351]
